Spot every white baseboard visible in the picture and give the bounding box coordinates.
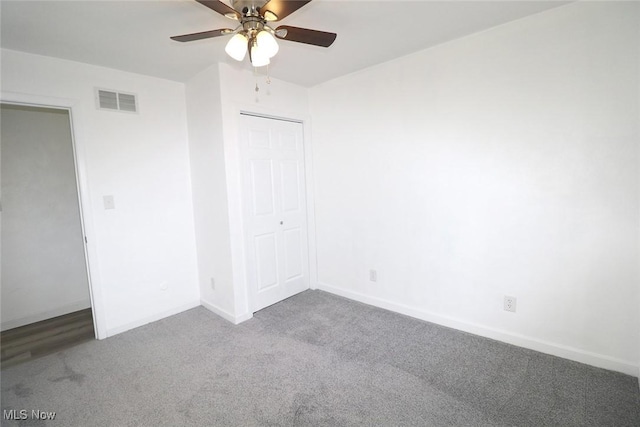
[105,299,201,338]
[317,282,639,377]
[201,299,253,325]
[1,299,92,332]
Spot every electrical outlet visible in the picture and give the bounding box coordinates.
[504,296,517,312]
[369,269,377,282]
[103,195,115,210]
[210,277,215,291]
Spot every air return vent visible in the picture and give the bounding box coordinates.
[96,89,138,113]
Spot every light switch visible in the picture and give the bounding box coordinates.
[103,195,115,210]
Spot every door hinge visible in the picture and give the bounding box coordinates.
[84,236,88,244]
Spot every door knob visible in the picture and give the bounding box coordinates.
[280,221,283,225]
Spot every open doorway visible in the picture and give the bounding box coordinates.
[1,103,94,368]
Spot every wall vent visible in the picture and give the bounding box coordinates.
[96,89,138,113]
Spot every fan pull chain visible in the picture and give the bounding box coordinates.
[266,64,271,85]
[254,67,260,103]
[254,67,260,92]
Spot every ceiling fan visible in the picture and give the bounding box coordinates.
[171,0,337,67]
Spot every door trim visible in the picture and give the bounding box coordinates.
[1,91,107,339]
[240,111,303,124]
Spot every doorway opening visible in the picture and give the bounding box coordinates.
[1,103,95,368]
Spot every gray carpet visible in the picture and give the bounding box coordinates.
[1,290,639,426]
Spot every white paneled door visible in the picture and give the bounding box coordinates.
[240,114,309,312]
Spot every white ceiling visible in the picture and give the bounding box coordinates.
[1,0,571,87]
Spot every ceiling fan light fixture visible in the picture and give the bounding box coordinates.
[171,0,337,69]
[256,30,279,58]
[250,43,271,67]
[225,32,248,61]
[251,56,270,67]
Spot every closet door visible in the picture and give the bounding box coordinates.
[240,114,309,311]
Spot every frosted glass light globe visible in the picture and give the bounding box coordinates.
[256,30,279,58]
[250,45,271,67]
[225,33,248,61]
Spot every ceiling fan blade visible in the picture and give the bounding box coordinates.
[260,0,311,21]
[274,25,336,48]
[170,28,233,42]
[196,0,240,20]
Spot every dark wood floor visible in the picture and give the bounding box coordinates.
[1,309,95,369]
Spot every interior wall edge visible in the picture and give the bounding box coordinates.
[316,282,639,377]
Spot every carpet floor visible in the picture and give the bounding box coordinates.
[1,290,639,426]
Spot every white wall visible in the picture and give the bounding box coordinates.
[309,1,639,375]
[185,65,236,321]
[1,105,91,330]
[1,49,200,337]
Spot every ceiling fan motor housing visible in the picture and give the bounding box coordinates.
[231,0,269,16]
[243,17,265,32]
